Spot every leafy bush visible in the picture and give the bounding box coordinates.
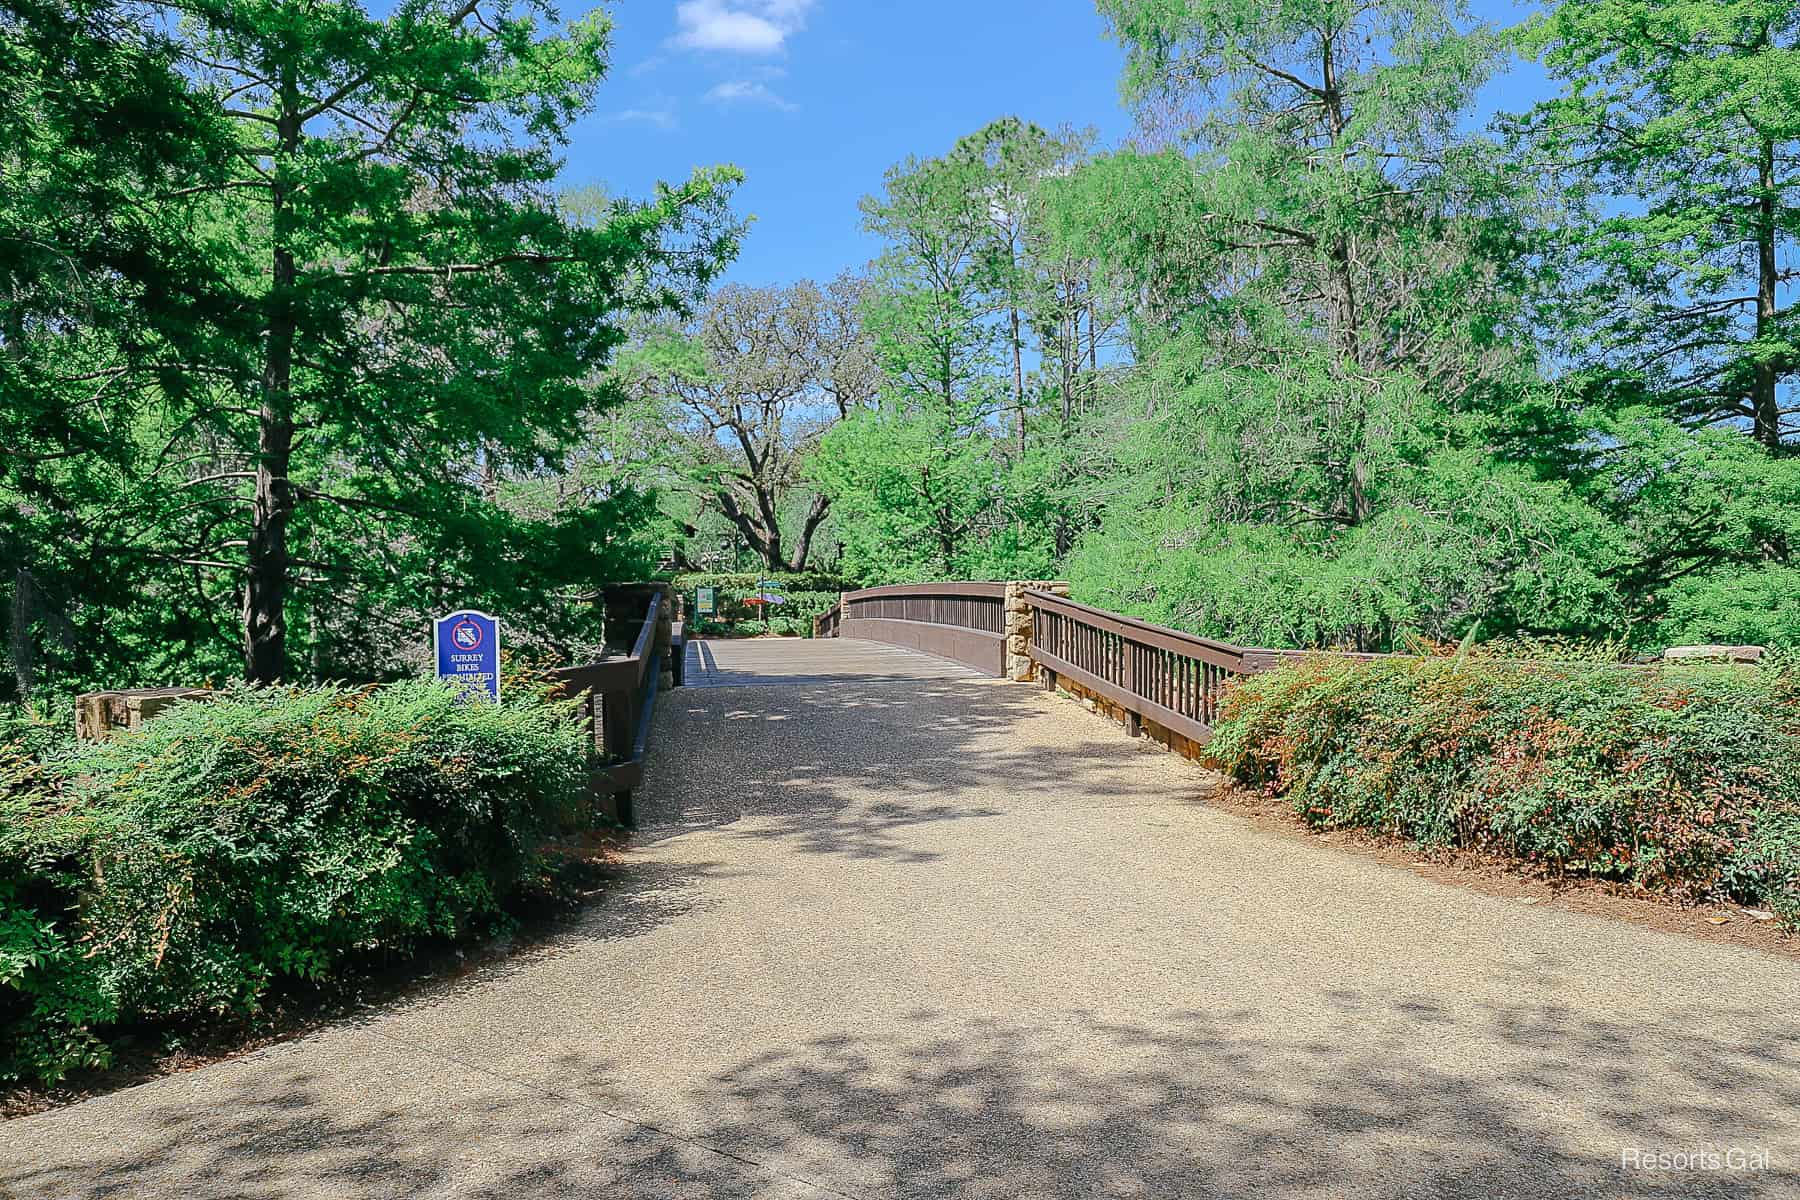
[1,681,586,1082]
[1207,657,1800,924]
[671,572,851,637]
[671,570,856,594]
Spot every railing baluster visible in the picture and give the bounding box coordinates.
[1016,587,1256,744]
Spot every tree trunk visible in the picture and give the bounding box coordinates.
[1317,32,1370,525]
[244,90,300,683]
[1051,284,1065,429]
[788,493,831,572]
[752,484,784,571]
[935,517,957,574]
[1011,305,1025,455]
[1318,31,1362,372]
[10,568,34,701]
[245,280,296,682]
[716,490,781,571]
[1086,299,1099,405]
[1754,136,1781,450]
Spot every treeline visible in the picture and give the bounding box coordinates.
[643,0,1800,653]
[7,0,1799,704]
[1,0,739,701]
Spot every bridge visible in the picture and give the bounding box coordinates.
[4,585,1798,1198]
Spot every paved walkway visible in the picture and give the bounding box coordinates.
[4,639,1798,1199]
[684,636,986,688]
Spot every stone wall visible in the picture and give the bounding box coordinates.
[1662,644,1763,664]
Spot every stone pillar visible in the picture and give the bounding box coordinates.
[1003,580,1070,683]
[654,586,675,689]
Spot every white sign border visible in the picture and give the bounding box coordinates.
[432,609,503,703]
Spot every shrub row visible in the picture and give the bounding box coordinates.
[1206,657,1800,925]
[671,573,850,638]
[669,571,856,595]
[1,681,586,1082]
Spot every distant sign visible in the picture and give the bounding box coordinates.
[434,610,500,703]
[695,587,717,618]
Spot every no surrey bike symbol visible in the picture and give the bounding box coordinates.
[433,610,501,703]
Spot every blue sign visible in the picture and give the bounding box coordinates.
[434,610,500,703]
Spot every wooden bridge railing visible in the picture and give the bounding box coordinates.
[547,591,683,827]
[814,582,1009,676]
[1023,590,1279,745]
[815,579,1328,742]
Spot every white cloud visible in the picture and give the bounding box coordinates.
[705,79,799,112]
[673,0,814,55]
[610,105,678,130]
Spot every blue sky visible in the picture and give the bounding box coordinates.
[565,1,1553,288]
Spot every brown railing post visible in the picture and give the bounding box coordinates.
[1122,644,1142,738]
[601,686,635,826]
[548,590,670,831]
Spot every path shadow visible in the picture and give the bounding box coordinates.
[10,988,1795,1198]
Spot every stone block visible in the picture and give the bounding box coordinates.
[75,688,215,741]
[1663,644,1764,664]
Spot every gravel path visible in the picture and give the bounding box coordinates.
[4,639,1798,1199]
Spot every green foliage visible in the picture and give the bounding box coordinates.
[808,117,1099,584]
[1043,1,1613,648]
[1208,657,1800,923]
[0,681,585,1082]
[1559,408,1800,609]
[1513,0,1800,448]
[1019,0,1800,653]
[1,0,741,698]
[1655,566,1800,649]
[811,401,1045,583]
[1061,338,1626,647]
[671,572,851,637]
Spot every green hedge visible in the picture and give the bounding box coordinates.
[1206,657,1800,925]
[672,572,853,638]
[1,681,586,1082]
[670,571,857,594]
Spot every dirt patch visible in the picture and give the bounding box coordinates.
[2,829,628,1120]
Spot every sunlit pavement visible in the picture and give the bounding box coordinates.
[5,639,1797,1199]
